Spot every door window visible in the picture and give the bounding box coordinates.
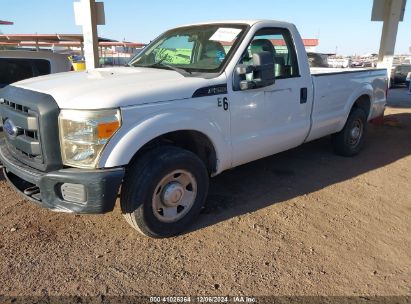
[240,28,299,79]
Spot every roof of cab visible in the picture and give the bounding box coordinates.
[174,19,294,28]
[0,50,69,61]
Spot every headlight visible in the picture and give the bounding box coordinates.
[59,109,121,168]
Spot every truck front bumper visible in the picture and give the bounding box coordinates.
[0,142,124,214]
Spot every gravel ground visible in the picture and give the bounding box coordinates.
[0,89,410,299]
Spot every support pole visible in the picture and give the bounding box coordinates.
[80,0,99,69]
[376,0,405,73]
[74,0,105,69]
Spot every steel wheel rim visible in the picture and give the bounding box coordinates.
[348,119,363,146]
[152,169,197,223]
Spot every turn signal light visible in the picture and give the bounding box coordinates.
[97,121,120,139]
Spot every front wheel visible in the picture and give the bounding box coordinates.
[121,146,209,238]
[332,107,367,157]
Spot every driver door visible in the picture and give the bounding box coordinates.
[229,27,312,167]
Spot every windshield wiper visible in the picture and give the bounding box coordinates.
[147,61,191,76]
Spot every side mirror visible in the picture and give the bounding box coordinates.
[234,51,275,91]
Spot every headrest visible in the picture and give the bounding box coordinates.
[250,39,276,55]
[203,41,226,61]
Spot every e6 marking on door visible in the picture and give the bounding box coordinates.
[218,97,229,111]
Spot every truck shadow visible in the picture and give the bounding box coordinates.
[188,112,411,234]
[386,88,411,109]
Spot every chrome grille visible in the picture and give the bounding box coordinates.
[1,98,42,163]
[3,99,39,140]
[0,86,62,172]
[4,100,30,113]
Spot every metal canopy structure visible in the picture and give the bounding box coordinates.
[0,34,144,49]
[220,39,319,47]
[75,0,408,71]
[372,0,408,72]
[3,1,409,71]
[0,20,14,25]
[0,33,108,42]
[372,0,406,21]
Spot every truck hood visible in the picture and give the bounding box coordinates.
[13,67,223,109]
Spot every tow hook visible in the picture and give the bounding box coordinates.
[24,186,40,196]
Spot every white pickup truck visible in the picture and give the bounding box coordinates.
[0,20,387,238]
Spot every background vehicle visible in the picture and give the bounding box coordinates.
[307,52,329,67]
[328,57,352,68]
[0,20,387,238]
[390,64,411,87]
[0,50,72,88]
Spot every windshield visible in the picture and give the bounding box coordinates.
[128,24,248,74]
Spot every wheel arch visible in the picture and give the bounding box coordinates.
[129,130,219,175]
[338,84,373,130]
[351,94,371,117]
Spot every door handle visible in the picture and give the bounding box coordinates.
[300,88,308,104]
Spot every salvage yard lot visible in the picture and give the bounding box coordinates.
[0,89,410,297]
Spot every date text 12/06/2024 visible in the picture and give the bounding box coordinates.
[149,296,257,303]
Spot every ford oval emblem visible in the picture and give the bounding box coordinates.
[3,119,18,139]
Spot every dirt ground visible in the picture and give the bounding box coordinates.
[0,89,410,299]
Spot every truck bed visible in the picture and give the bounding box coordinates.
[305,67,387,143]
[310,67,383,76]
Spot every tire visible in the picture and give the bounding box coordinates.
[121,146,209,238]
[332,107,367,157]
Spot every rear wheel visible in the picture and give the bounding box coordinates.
[121,146,209,238]
[332,107,367,157]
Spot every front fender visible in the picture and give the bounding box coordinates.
[98,107,232,174]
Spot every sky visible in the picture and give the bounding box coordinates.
[0,0,410,55]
